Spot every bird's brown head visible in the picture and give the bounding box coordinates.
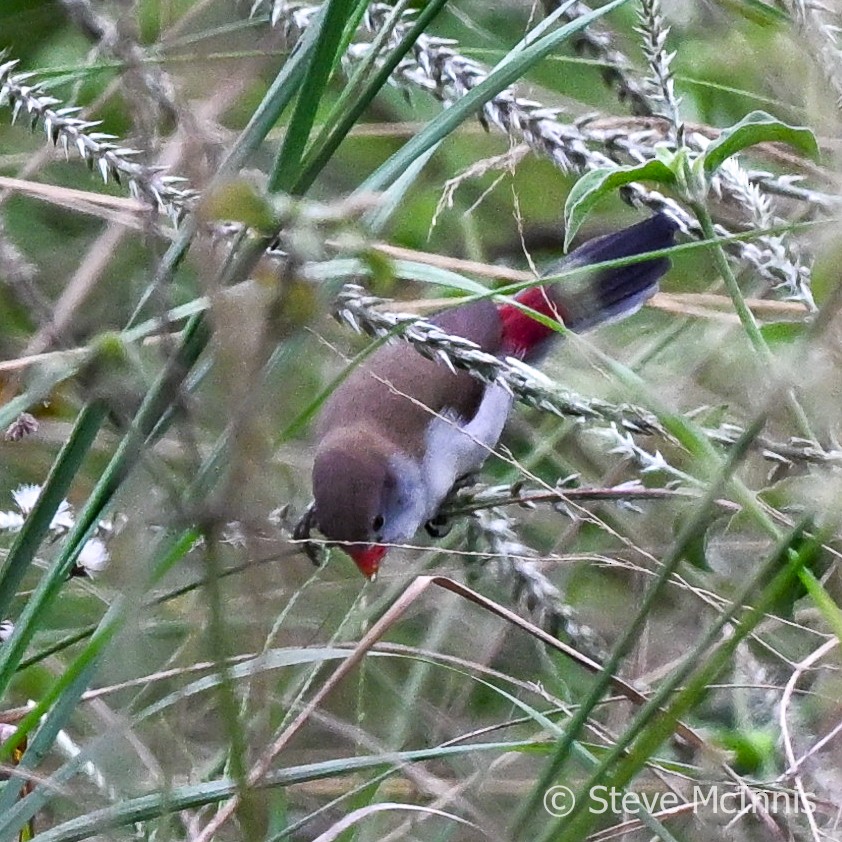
[311,440,395,578]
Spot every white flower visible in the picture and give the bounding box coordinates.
[76,538,109,576]
[11,484,41,514]
[50,500,75,531]
[0,511,24,532]
[0,484,75,533]
[0,619,14,642]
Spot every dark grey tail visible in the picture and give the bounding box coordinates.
[552,212,679,332]
[500,213,679,359]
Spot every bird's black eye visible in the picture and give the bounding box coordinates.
[372,514,385,533]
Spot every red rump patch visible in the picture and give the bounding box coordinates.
[497,286,568,360]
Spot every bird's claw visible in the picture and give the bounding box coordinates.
[424,513,452,539]
[424,473,480,539]
[293,502,325,566]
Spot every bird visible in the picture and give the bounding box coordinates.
[306,213,678,578]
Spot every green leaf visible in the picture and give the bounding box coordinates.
[681,529,712,572]
[716,728,776,775]
[702,110,819,175]
[719,0,788,25]
[199,180,277,232]
[563,161,676,248]
[358,248,397,293]
[759,321,807,346]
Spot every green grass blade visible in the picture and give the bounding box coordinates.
[293,0,450,195]
[0,316,208,699]
[269,0,365,193]
[359,0,631,193]
[24,740,535,842]
[0,657,102,821]
[551,522,818,841]
[513,413,767,834]
[0,402,108,621]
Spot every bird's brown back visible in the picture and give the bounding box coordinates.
[316,299,503,458]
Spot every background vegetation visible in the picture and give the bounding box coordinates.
[0,0,841,839]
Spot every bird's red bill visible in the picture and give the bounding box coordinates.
[347,543,387,578]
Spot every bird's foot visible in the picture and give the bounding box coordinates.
[293,502,325,566]
[452,472,479,492]
[424,473,481,539]
[424,513,452,539]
